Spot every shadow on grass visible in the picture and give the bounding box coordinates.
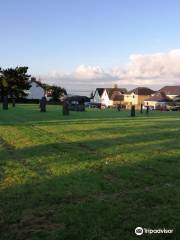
[0,155,179,240]
[0,126,179,162]
[0,131,180,240]
[0,104,180,127]
[0,126,180,187]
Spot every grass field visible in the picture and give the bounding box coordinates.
[0,104,180,240]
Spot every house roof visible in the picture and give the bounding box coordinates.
[111,92,124,101]
[95,88,105,97]
[128,87,155,95]
[158,86,180,95]
[106,88,127,99]
[95,87,127,98]
[173,95,180,102]
[145,92,173,102]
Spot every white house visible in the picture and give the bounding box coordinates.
[25,80,45,100]
[92,88,126,107]
[92,88,104,104]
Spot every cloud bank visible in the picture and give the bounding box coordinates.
[40,49,180,94]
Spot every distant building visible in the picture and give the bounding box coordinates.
[144,92,173,109]
[144,86,180,109]
[173,95,180,104]
[25,79,45,100]
[92,87,127,107]
[158,86,180,99]
[64,95,90,111]
[124,87,155,109]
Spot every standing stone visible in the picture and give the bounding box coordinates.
[131,105,135,117]
[40,97,47,112]
[146,105,149,114]
[62,100,69,115]
[140,104,143,113]
[117,104,121,111]
[12,98,16,107]
[2,96,8,110]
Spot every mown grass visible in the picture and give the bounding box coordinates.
[0,104,180,240]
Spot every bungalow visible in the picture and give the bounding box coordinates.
[144,92,173,110]
[158,86,180,99]
[124,87,155,109]
[92,87,127,107]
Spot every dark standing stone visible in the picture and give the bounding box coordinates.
[40,97,47,112]
[79,104,85,112]
[2,96,8,110]
[12,98,16,107]
[131,105,136,117]
[146,106,149,114]
[63,101,69,115]
[140,104,143,113]
[117,104,121,111]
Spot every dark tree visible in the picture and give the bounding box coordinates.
[0,68,12,110]
[11,66,31,98]
[46,85,67,102]
[0,66,31,109]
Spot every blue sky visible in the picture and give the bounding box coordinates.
[1,0,180,92]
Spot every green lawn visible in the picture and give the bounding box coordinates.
[0,104,180,240]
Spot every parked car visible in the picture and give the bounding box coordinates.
[169,106,180,111]
[101,104,107,109]
[90,103,107,109]
[143,105,154,110]
[90,102,100,108]
[84,102,91,107]
[166,104,175,111]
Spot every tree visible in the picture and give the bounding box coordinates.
[13,67,31,97]
[0,66,31,109]
[0,67,15,109]
[51,86,64,101]
[44,85,67,102]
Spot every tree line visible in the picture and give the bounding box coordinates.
[0,66,67,110]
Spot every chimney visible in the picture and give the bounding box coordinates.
[113,84,118,88]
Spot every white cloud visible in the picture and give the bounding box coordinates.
[74,65,113,80]
[40,65,116,94]
[114,49,180,85]
[39,49,180,94]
